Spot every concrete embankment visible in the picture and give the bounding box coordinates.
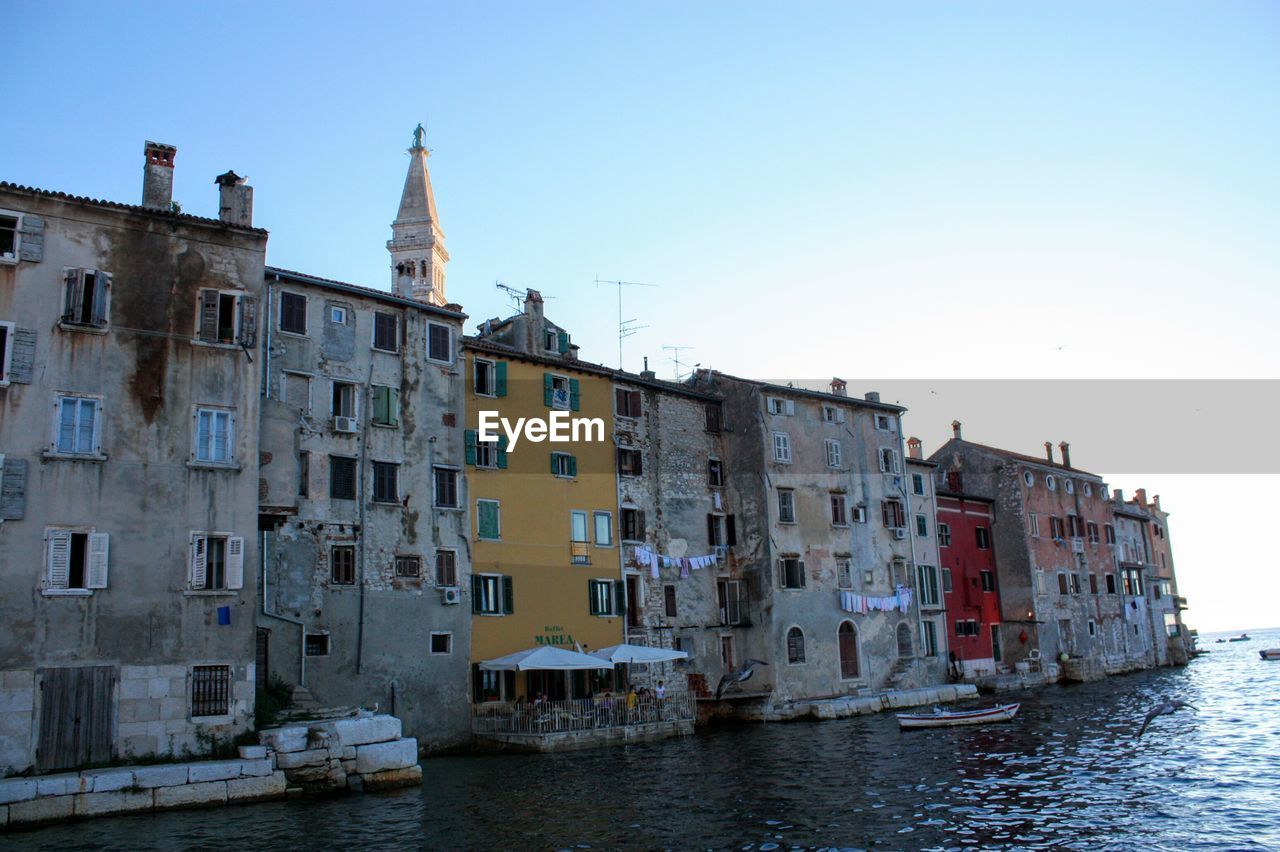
[0,714,419,831]
[752,684,982,722]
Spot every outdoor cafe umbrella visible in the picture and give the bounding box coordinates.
[589,643,690,665]
[478,646,613,671]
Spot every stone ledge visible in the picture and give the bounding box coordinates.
[74,789,154,817]
[354,738,417,774]
[155,780,228,810]
[9,793,75,825]
[227,771,287,802]
[0,779,36,805]
[360,765,423,791]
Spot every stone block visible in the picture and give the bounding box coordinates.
[239,758,273,777]
[354,738,417,774]
[0,690,35,713]
[36,773,88,796]
[339,745,356,760]
[360,765,423,791]
[119,699,161,723]
[123,735,159,757]
[331,715,401,747]
[237,744,267,760]
[0,778,36,804]
[165,718,191,734]
[260,726,309,753]
[275,748,329,769]
[283,762,345,787]
[118,721,150,740]
[119,677,150,700]
[74,789,154,817]
[133,764,191,789]
[149,677,173,699]
[188,760,244,783]
[155,664,187,679]
[154,780,227,809]
[2,671,34,690]
[233,680,255,702]
[0,709,32,737]
[226,771,287,802]
[169,677,187,696]
[159,697,187,721]
[84,769,134,792]
[9,793,75,824]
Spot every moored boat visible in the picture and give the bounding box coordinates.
[1228,633,1250,643]
[1260,648,1280,661]
[897,703,1020,729]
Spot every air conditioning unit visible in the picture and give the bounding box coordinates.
[440,586,462,605]
[333,416,358,433]
[893,528,908,540]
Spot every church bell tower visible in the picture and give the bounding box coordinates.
[388,124,449,305]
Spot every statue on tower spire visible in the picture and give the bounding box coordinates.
[411,123,425,150]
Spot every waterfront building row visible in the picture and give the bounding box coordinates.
[0,134,1190,772]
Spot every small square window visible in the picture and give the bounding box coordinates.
[618,448,642,476]
[395,555,421,578]
[330,305,348,325]
[430,632,452,654]
[191,665,231,717]
[305,634,330,656]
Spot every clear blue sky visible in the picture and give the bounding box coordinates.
[5,1,1278,630]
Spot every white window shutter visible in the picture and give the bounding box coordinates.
[837,409,846,423]
[785,400,795,416]
[87,532,110,589]
[47,530,72,588]
[226,536,245,590]
[191,536,207,588]
[92,400,103,456]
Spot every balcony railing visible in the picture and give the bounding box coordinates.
[472,694,696,736]
[570,541,590,565]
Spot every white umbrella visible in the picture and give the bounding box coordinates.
[590,644,690,664]
[478,646,614,671]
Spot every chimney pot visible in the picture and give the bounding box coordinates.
[1044,441,1054,463]
[864,391,880,403]
[907,436,923,460]
[1058,441,1071,469]
[142,140,177,210]
[1113,488,1124,503]
[951,420,962,440]
[830,377,847,397]
[214,170,253,227]
[1135,488,1148,506]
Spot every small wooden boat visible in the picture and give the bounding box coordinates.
[1260,648,1280,661]
[897,702,1020,729]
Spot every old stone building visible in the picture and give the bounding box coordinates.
[929,427,1172,678]
[1137,489,1191,663]
[905,443,947,683]
[692,373,927,702]
[255,133,472,750]
[0,143,266,771]
[934,488,1003,678]
[610,367,760,702]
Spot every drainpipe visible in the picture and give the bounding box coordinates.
[260,529,307,687]
[355,361,373,674]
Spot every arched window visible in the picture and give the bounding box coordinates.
[838,621,859,679]
[786,627,806,664]
[896,622,913,658]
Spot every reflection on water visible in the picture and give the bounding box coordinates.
[11,629,1280,850]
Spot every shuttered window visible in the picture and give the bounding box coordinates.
[372,311,398,352]
[52,396,101,456]
[477,499,501,540]
[61,269,110,328]
[331,546,355,585]
[427,322,453,362]
[371,385,399,427]
[279,292,307,334]
[779,557,805,589]
[472,574,512,614]
[189,533,244,590]
[372,461,399,503]
[663,585,677,618]
[433,467,459,508]
[435,550,458,586]
[45,528,109,591]
[0,321,11,384]
[621,508,646,542]
[615,388,642,418]
[197,289,256,346]
[329,456,356,500]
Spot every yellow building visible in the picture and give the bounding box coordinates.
[463,292,622,704]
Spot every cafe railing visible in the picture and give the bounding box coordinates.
[472,694,696,735]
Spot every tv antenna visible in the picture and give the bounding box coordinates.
[663,345,696,382]
[495,281,554,312]
[595,276,656,369]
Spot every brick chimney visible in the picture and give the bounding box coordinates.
[142,141,177,210]
[864,391,880,403]
[830,377,847,397]
[215,171,254,227]
[951,420,962,440]
[1152,494,1161,511]
[1044,441,1054,463]
[907,436,923,459]
[1113,488,1124,503]
[1135,487,1148,507]
[1058,441,1071,469]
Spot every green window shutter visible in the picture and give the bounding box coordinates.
[496,434,509,469]
[569,378,581,411]
[479,501,499,539]
[465,430,477,466]
[557,331,569,354]
[588,581,599,616]
[550,453,559,475]
[387,388,399,426]
[543,373,554,407]
[568,455,577,477]
[502,576,514,614]
[471,575,483,614]
[495,361,508,397]
[372,386,388,424]
[614,580,626,617]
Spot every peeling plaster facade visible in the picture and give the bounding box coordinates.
[0,166,266,771]
[256,268,471,751]
[693,374,929,702]
[905,453,948,684]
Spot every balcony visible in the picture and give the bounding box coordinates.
[570,541,590,566]
[1173,595,1189,611]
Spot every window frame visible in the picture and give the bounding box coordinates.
[278,291,308,336]
[917,564,940,607]
[777,488,797,524]
[42,526,109,594]
[371,460,400,504]
[429,632,453,655]
[195,287,248,347]
[593,511,613,547]
[190,665,232,718]
[426,321,454,364]
[937,522,951,547]
[372,311,400,353]
[49,393,104,459]
[825,439,843,468]
[60,268,112,331]
[0,210,20,263]
[188,531,243,592]
[329,455,357,500]
[786,627,806,665]
[878,447,901,474]
[192,406,236,467]
[708,458,724,488]
[477,498,502,541]
[433,466,460,509]
[617,447,643,477]
[394,555,422,578]
[330,545,356,585]
[435,549,459,586]
[474,357,497,398]
[975,526,991,549]
[614,386,642,419]
[830,493,848,527]
[778,556,805,589]
[772,431,792,464]
[0,320,12,386]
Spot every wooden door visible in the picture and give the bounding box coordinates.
[37,666,116,771]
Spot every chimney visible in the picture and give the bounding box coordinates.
[864,391,880,403]
[524,289,545,322]
[215,170,254,227]
[640,355,655,381]
[1152,494,1161,511]
[394,263,414,299]
[1113,488,1124,503]
[1058,441,1071,469]
[907,436,923,459]
[142,141,177,210]
[830,377,847,397]
[951,420,962,440]
[1135,488,1148,506]
[1044,441,1054,463]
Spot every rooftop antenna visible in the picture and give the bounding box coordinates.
[495,281,555,313]
[663,345,695,382]
[595,276,656,369]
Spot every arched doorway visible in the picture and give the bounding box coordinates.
[897,622,913,658]
[786,627,806,664]
[838,621,859,679]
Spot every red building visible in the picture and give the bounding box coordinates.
[936,493,1003,677]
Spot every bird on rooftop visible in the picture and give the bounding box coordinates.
[715,659,769,699]
[1136,699,1198,737]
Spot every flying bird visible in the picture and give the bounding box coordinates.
[715,659,769,699]
[1136,699,1198,737]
